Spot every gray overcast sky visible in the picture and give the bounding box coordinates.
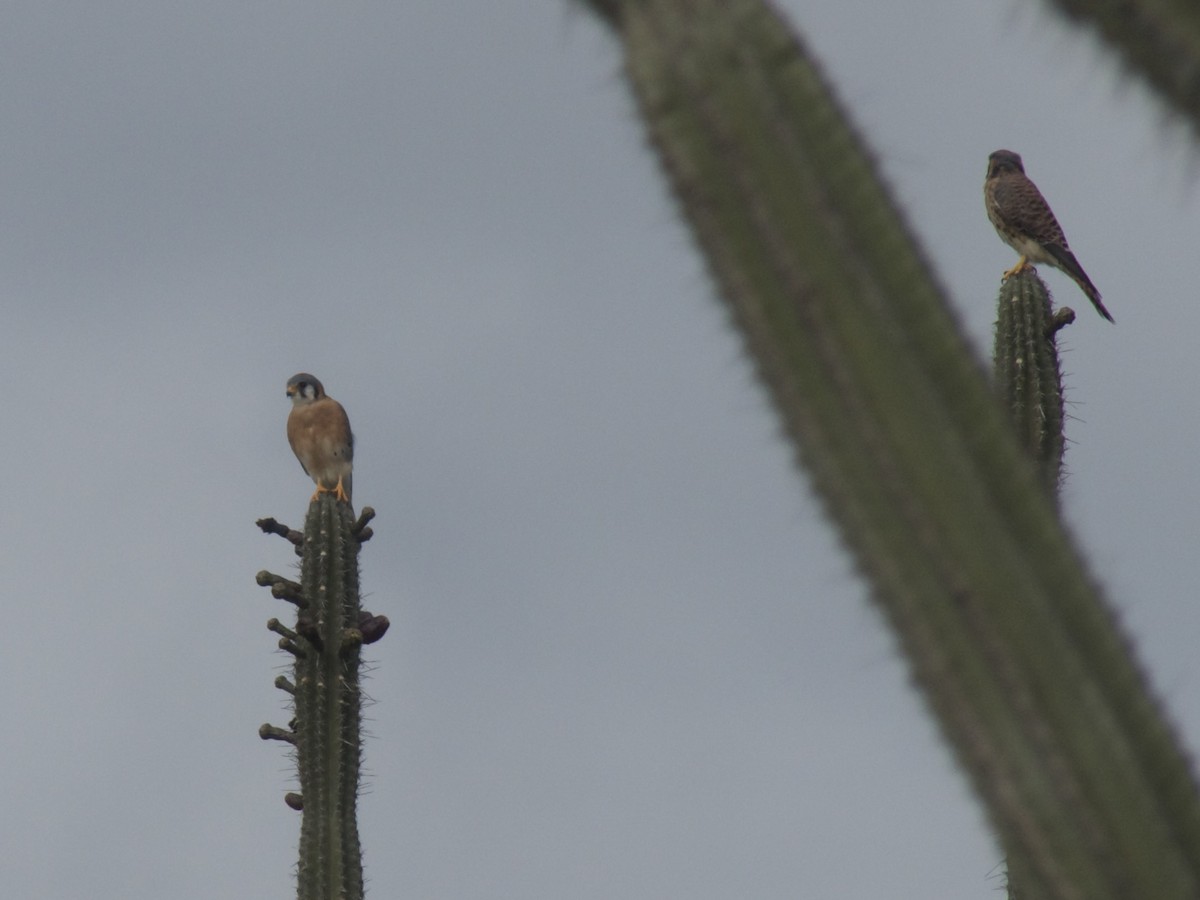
[2,2,1197,898]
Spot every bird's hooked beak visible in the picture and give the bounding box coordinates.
[286,384,298,398]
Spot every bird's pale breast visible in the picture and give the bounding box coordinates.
[288,399,353,485]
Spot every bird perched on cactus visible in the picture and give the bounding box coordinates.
[286,373,354,504]
[984,149,1113,323]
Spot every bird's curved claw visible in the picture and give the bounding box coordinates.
[1002,256,1033,280]
[333,477,351,504]
[308,477,351,504]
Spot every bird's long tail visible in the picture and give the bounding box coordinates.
[1047,245,1114,323]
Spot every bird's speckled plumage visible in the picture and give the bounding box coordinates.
[286,373,354,504]
[984,149,1113,323]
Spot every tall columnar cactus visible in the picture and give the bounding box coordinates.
[581,1,1200,897]
[992,269,1073,496]
[257,498,388,900]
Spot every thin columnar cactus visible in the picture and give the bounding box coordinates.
[581,1,1200,896]
[992,269,1073,496]
[257,498,387,900]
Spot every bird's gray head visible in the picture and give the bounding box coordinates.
[286,373,325,405]
[987,149,1024,178]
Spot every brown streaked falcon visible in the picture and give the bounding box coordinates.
[985,149,1113,323]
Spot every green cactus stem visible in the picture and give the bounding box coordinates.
[258,500,383,900]
[992,268,1071,495]
[293,496,363,900]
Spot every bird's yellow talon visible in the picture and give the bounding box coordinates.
[1001,256,1032,280]
[306,478,351,504]
[333,476,350,504]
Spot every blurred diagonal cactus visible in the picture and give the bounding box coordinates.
[257,498,387,900]
[581,1,1200,897]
